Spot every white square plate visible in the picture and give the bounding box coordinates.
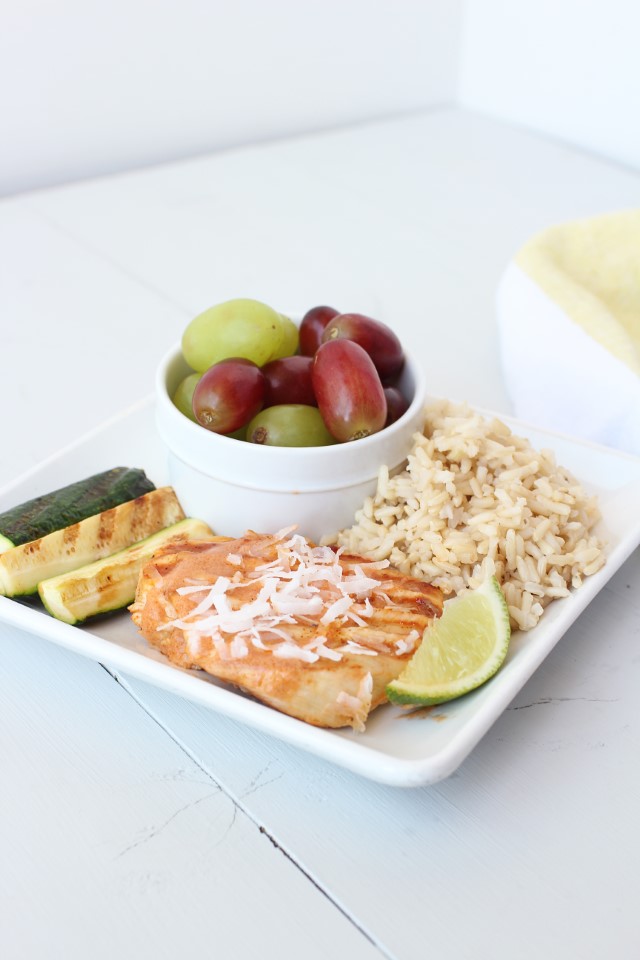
[1,397,639,787]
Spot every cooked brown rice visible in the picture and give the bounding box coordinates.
[330,399,606,631]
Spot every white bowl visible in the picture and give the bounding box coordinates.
[155,344,426,542]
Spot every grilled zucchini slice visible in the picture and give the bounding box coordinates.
[0,486,184,597]
[38,517,214,624]
[0,467,155,554]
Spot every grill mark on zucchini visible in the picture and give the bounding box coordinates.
[0,467,156,552]
[38,517,215,624]
[98,509,116,547]
[63,525,80,547]
[0,486,185,597]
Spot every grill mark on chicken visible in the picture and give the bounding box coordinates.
[130,530,443,730]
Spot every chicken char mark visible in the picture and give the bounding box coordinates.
[131,532,443,730]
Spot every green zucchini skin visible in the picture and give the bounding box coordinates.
[0,467,155,552]
[38,517,214,624]
[0,486,185,597]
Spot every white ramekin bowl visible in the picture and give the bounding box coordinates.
[155,343,426,542]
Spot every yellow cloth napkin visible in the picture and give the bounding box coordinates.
[517,209,640,375]
[497,209,640,455]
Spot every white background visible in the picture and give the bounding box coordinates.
[0,0,464,195]
[458,0,640,171]
[2,0,639,197]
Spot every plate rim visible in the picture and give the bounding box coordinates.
[1,395,639,788]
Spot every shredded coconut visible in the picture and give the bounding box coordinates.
[336,672,374,732]
[339,640,379,657]
[394,629,421,656]
[161,530,415,662]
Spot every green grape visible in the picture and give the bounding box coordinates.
[182,298,285,371]
[246,404,336,447]
[172,372,200,421]
[269,314,299,359]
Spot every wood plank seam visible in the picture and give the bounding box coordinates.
[102,664,393,959]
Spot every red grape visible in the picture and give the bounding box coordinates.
[312,340,387,442]
[383,386,409,426]
[262,355,317,407]
[321,312,404,383]
[299,305,340,356]
[192,358,265,434]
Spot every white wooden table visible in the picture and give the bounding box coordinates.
[1,108,639,960]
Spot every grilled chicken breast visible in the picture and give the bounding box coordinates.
[130,528,442,730]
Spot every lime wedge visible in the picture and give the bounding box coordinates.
[386,577,511,706]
